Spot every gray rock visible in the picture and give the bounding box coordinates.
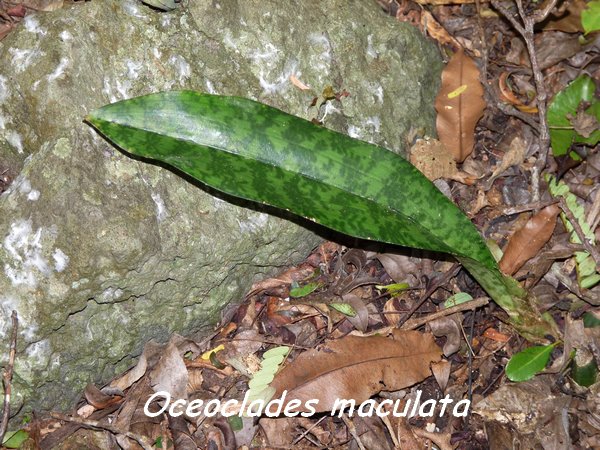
[0,0,441,415]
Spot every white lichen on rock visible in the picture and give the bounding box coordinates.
[4,219,49,288]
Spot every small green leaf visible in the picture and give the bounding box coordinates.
[583,312,600,328]
[376,283,410,296]
[228,415,244,432]
[571,358,598,387]
[154,436,163,448]
[547,75,600,156]
[444,292,473,308]
[2,430,29,448]
[582,0,600,34]
[263,346,290,359]
[505,343,558,382]
[329,302,357,317]
[289,282,321,298]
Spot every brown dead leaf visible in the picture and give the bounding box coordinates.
[83,384,122,410]
[568,107,600,138]
[270,329,442,412]
[499,204,561,275]
[428,314,462,357]
[486,135,528,187]
[342,293,370,332]
[542,0,586,33]
[410,137,457,180]
[435,49,486,163]
[431,360,451,392]
[420,10,461,49]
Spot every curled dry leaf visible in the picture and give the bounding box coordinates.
[499,204,561,275]
[435,49,485,163]
[270,329,442,412]
[486,135,528,188]
[428,314,462,357]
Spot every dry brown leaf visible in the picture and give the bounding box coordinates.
[486,135,528,187]
[542,0,586,33]
[431,360,451,392]
[435,49,486,163]
[342,293,370,332]
[420,10,461,48]
[499,204,561,275]
[270,329,442,412]
[428,314,462,357]
[410,138,457,180]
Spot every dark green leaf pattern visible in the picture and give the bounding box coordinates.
[88,91,496,267]
[87,91,557,341]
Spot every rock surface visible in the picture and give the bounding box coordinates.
[0,0,441,414]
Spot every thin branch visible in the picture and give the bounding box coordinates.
[401,297,490,330]
[397,263,461,327]
[559,197,600,272]
[490,0,560,201]
[50,412,154,450]
[0,311,18,444]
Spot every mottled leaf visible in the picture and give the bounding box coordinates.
[87,91,557,341]
[87,92,496,269]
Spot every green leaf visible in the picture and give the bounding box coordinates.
[86,91,557,341]
[2,430,29,448]
[547,75,600,156]
[571,358,598,387]
[376,282,410,296]
[582,0,600,34]
[87,92,496,268]
[583,311,600,328]
[547,175,599,289]
[228,415,244,432]
[329,302,357,317]
[505,343,557,382]
[289,281,321,298]
[444,292,473,308]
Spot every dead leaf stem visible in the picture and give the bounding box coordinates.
[0,311,17,444]
[490,0,560,201]
[397,263,461,327]
[50,412,155,450]
[401,297,490,330]
[341,415,367,450]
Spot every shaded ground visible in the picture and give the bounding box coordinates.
[1,0,599,448]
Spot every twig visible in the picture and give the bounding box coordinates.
[397,263,461,328]
[490,0,560,200]
[0,311,18,444]
[401,297,489,330]
[501,199,559,216]
[559,197,600,272]
[341,415,366,450]
[292,416,327,445]
[376,403,400,448]
[50,412,154,450]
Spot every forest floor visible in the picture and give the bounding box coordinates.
[1,0,599,449]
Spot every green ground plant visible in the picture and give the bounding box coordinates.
[87,91,558,342]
